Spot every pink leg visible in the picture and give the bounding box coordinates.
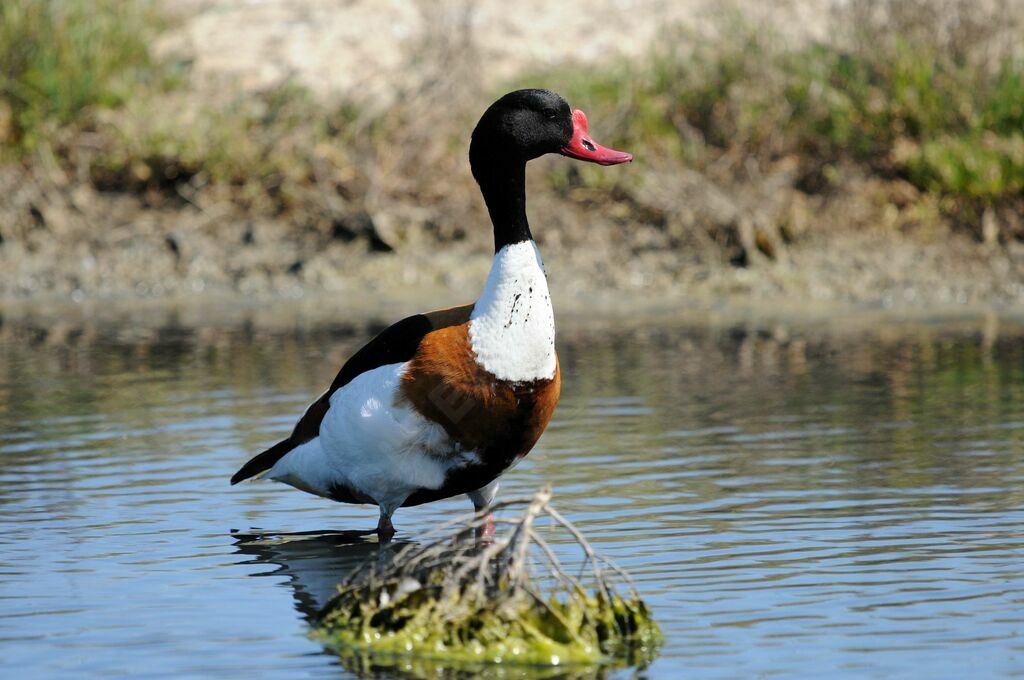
[468,481,499,542]
[376,512,395,543]
[480,512,495,541]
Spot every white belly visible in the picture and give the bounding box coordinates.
[267,362,478,510]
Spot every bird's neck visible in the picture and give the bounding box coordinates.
[467,138,555,383]
[470,142,532,252]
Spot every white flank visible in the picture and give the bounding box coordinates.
[469,241,556,382]
[267,362,479,513]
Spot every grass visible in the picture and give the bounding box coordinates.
[538,3,1024,225]
[2,0,1023,243]
[0,0,172,153]
[94,84,330,187]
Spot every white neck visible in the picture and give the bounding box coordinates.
[469,241,556,382]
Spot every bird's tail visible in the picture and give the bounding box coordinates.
[230,438,297,485]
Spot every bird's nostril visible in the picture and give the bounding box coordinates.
[582,139,596,152]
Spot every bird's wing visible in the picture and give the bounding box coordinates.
[230,304,473,484]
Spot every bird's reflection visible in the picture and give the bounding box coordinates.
[232,528,394,622]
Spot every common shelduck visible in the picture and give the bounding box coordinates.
[231,89,632,540]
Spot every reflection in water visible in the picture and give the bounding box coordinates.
[232,530,379,622]
[1,309,1023,678]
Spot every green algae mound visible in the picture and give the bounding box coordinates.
[314,488,661,669]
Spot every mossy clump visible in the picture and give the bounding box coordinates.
[314,488,661,669]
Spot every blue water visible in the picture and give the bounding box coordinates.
[1,310,1023,678]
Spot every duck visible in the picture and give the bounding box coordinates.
[230,89,632,540]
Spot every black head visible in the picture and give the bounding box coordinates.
[470,89,633,177]
[469,88,632,251]
[470,89,574,164]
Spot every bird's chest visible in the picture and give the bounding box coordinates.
[468,241,556,383]
[400,330,561,466]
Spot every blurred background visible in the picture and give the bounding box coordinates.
[2,0,1024,306]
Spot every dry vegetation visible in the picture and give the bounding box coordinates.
[1,0,1023,304]
[315,488,661,670]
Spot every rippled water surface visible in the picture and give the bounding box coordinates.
[2,307,1023,678]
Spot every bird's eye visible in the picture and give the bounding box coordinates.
[542,108,558,120]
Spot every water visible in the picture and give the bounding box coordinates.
[1,307,1023,678]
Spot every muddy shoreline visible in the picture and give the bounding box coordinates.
[4,0,1024,309]
[3,279,1023,334]
[2,174,1021,310]
[4,149,1023,308]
